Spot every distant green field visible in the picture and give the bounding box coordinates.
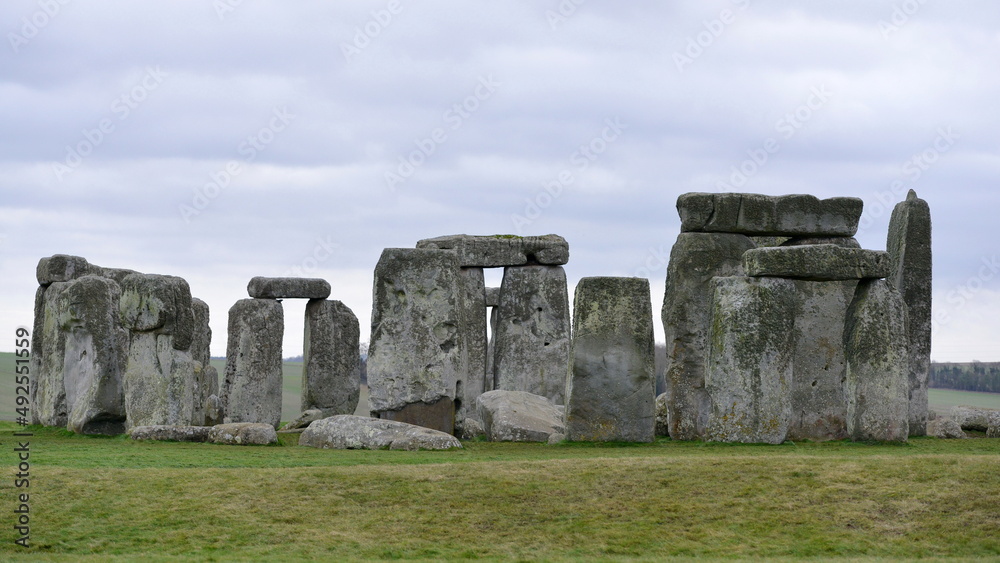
[0,352,367,423]
[928,388,1000,413]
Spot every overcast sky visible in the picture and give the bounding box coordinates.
[1,1,998,362]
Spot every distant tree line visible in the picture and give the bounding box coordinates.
[930,362,1000,393]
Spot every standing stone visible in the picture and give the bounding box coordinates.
[223,299,284,429]
[485,288,500,393]
[566,277,655,443]
[120,274,197,429]
[705,277,796,444]
[367,248,466,434]
[493,265,572,404]
[887,189,932,436]
[662,232,755,440]
[844,280,910,442]
[31,282,71,426]
[190,298,218,426]
[61,276,128,435]
[456,267,488,434]
[787,280,857,441]
[302,299,361,415]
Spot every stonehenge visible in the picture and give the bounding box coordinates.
[28,189,933,446]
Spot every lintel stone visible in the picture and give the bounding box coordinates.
[678,193,863,236]
[247,277,331,299]
[743,245,889,280]
[416,234,569,267]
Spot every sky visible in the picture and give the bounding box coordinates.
[1,0,998,362]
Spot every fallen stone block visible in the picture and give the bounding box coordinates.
[662,232,755,440]
[887,189,932,436]
[845,280,910,442]
[566,277,655,443]
[247,276,331,299]
[743,245,890,280]
[280,408,336,431]
[705,277,796,444]
[299,415,462,450]
[477,390,565,443]
[678,192,863,236]
[988,412,1000,438]
[129,425,212,442]
[416,234,569,267]
[949,406,998,432]
[926,419,966,440]
[208,423,278,445]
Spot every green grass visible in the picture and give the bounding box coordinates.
[928,387,1000,413]
[0,423,998,561]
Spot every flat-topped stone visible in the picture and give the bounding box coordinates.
[299,415,462,451]
[678,193,863,236]
[743,245,890,280]
[416,234,569,267]
[129,425,212,442]
[247,277,331,299]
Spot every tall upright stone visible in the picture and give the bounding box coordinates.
[61,276,128,435]
[223,299,284,429]
[662,232,755,440]
[120,274,197,429]
[190,298,218,426]
[887,189,932,436]
[566,277,655,443]
[705,276,796,444]
[456,267,488,433]
[367,248,466,434]
[31,282,71,426]
[786,280,857,441]
[493,265,571,405]
[844,280,910,442]
[302,299,361,415]
[485,287,500,392]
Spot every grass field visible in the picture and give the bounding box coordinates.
[1,423,998,560]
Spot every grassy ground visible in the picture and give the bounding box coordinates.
[0,423,998,561]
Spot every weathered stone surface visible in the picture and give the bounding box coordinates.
[566,277,655,443]
[191,298,218,426]
[456,267,488,434]
[887,190,932,437]
[247,276,331,300]
[476,390,565,442]
[299,415,462,450]
[223,299,284,428]
[493,265,571,404]
[36,254,96,285]
[378,398,455,434]
[678,193,863,236]
[280,408,335,431]
[123,333,196,429]
[485,286,501,308]
[781,236,861,248]
[751,237,791,248]
[61,276,129,435]
[485,305,499,392]
[705,277,796,444]
[786,280,858,441]
[949,406,998,432]
[129,425,212,442]
[208,423,278,445]
[31,282,72,426]
[367,248,465,434]
[988,412,1000,438]
[416,234,570,267]
[655,393,670,437]
[547,432,565,444]
[662,232,755,440]
[205,394,224,426]
[460,417,485,440]
[302,299,360,415]
[927,419,966,439]
[743,245,889,281]
[120,273,195,351]
[844,280,910,442]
